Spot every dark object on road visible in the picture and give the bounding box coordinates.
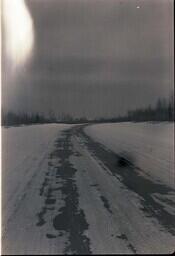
[117,152,135,168]
[117,156,130,167]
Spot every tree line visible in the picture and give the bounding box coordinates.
[1,110,89,126]
[1,111,51,126]
[126,96,174,122]
[1,96,174,126]
[96,96,174,123]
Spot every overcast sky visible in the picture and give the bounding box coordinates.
[2,0,174,119]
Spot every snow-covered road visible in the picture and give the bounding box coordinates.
[2,124,72,235]
[2,124,175,254]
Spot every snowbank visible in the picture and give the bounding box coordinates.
[85,122,174,188]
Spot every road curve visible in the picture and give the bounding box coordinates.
[3,125,175,254]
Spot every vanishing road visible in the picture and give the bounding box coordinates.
[2,125,175,254]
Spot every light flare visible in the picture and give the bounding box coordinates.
[2,0,34,67]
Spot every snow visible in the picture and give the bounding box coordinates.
[1,123,175,254]
[1,123,72,232]
[85,122,174,188]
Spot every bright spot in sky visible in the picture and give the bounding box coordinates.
[3,0,34,67]
[136,6,140,9]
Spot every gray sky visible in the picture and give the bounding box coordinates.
[2,0,174,119]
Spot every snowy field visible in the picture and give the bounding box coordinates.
[1,123,72,232]
[85,122,174,188]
